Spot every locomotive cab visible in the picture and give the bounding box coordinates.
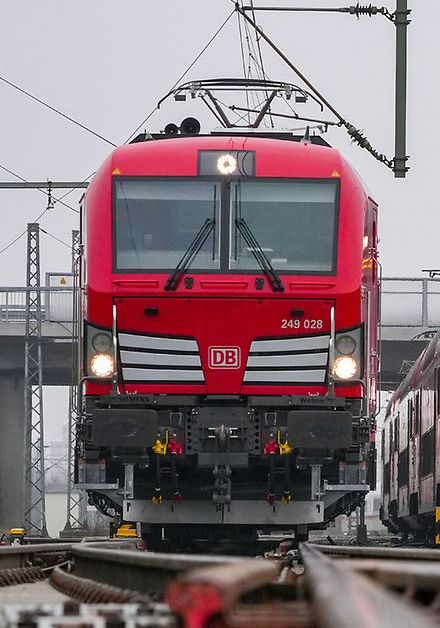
[76,131,379,546]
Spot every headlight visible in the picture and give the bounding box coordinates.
[217,153,237,175]
[333,356,357,380]
[92,332,112,353]
[90,354,114,378]
[335,334,356,355]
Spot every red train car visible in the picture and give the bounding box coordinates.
[381,332,440,541]
[77,127,379,545]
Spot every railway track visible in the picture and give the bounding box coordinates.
[0,540,439,627]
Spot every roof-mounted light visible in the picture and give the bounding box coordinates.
[217,153,237,175]
[198,150,255,176]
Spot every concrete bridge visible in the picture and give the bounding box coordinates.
[0,278,437,529]
[0,285,73,529]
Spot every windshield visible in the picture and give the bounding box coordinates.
[230,180,338,273]
[114,178,338,274]
[114,180,220,271]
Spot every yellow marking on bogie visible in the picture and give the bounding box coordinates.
[436,508,440,545]
[115,524,137,538]
[9,528,25,536]
[278,431,293,455]
[153,430,169,455]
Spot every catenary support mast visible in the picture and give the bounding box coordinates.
[63,229,87,534]
[394,0,410,177]
[24,223,48,536]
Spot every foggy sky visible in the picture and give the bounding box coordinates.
[0,1,433,438]
[0,1,434,280]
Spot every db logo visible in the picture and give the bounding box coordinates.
[209,346,241,369]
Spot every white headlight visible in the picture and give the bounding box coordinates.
[333,356,357,380]
[217,153,237,175]
[90,354,114,378]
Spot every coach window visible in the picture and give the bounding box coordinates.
[229,180,338,273]
[415,392,421,434]
[114,180,221,272]
[436,368,440,416]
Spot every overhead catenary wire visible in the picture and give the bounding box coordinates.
[0,163,79,214]
[235,4,394,168]
[0,211,72,257]
[40,228,72,250]
[248,0,274,127]
[0,11,236,260]
[2,9,237,210]
[236,2,298,128]
[49,9,237,201]
[0,163,79,256]
[56,171,96,202]
[0,207,50,255]
[237,10,251,124]
[0,74,117,147]
[125,8,235,143]
[241,14,261,112]
[0,9,239,266]
[238,1,280,125]
[46,10,237,199]
[239,4,395,21]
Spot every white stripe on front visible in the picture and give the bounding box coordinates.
[122,368,204,382]
[120,350,201,367]
[247,351,328,368]
[243,369,326,383]
[119,333,198,353]
[250,335,330,353]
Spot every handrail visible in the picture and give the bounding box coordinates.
[0,286,74,323]
[0,280,438,328]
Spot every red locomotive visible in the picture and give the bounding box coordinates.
[77,114,379,545]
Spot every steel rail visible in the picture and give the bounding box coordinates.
[50,566,152,606]
[313,544,440,561]
[71,544,242,596]
[0,542,75,569]
[337,558,440,591]
[302,544,437,628]
[0,540,131,570]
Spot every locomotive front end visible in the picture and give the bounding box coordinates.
[77,135,378,545]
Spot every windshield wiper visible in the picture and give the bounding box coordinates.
[165,218,215,291]
[235,218,284,292]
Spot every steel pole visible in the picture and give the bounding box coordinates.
[24,223,48,537]
[0,182,89,189]
[394,0,410,178]
[62,230,87,535]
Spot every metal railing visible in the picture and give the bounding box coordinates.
[0,287,74,323]
[0,278,438,328]
[381,277,440,328]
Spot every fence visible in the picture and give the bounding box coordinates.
[0,279,438,328]
[381,278,440,328]
[0,287,74,323]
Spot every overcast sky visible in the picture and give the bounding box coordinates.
[0,0,434,281]
[0,0,431,438]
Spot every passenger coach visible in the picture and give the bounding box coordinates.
[381,331,440,541]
